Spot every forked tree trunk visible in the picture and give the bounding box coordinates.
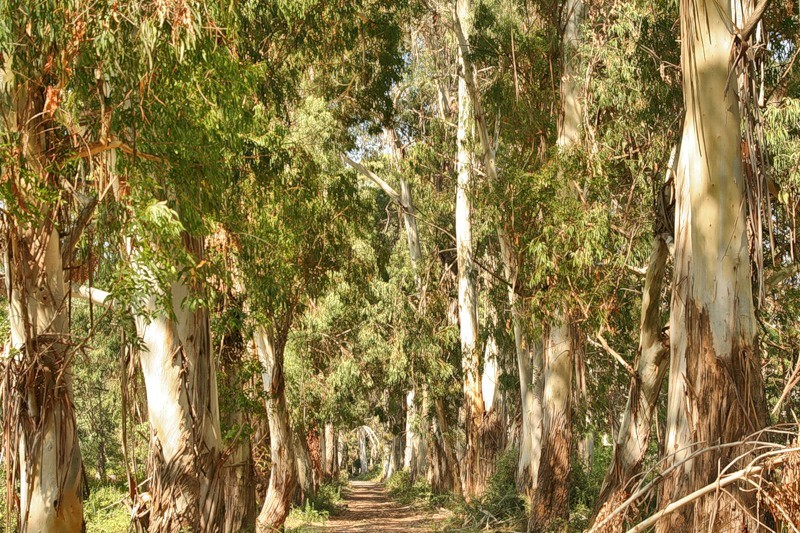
[254,325,297,531]
[5,228,85,533]
[134,236,224,532]
[530,323,574,531]
[592,235,670,524]
[657,0,766,529]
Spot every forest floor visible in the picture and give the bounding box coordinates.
[321,480,449,532]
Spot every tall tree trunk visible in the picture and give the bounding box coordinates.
[592,235,670,524]
[455,0,488,498]
[2,79,86,532]
[657,0,767,529]
[499,230,544,492]
[530,0,584,528]
[294,430,316,501]
[531,323,575,532]
[254,325,297,531]
[324,423,338,480]
[5,228,85,533]
[135,236,224,532]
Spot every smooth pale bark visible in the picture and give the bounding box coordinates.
[134,236,224,532]
[454,0,489,499]
[358,427,369,475]
[403,390,427,480]
[254,325,297,531]
[324,423,339,480]
[2,80,85,532]
[319,427,327,479]
[592,235,670,524]
[5,228,85,533]
[530,1,584,528]
[499,230,544,491]
[657,0,766,529]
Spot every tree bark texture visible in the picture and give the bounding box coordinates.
[657,0,767,529]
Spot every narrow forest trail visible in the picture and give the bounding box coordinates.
[322,480,449,532]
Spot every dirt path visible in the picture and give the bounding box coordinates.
[323,480,448,532]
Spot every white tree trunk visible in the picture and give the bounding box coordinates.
[134,237,224,532]
[531,1,584,528]
[358,427,369,475]
[254,325,297,531]
[5,227,85,533]
[657,0,766,529]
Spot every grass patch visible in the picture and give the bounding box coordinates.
[443,449,527,532]
[286,479,346,531]
[386,470,453,510]
[85,484,130,533]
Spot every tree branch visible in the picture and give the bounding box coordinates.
[61,194,98,265]
[339,153,404,207]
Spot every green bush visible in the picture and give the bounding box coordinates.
[447,448,526,532]
[85,484,130,533]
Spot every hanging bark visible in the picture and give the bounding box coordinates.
[656,0,767,529]
[254,324,297,531]
[222,410,256,533]
[4,227,85,533]
[529,0,585,528]
[135,236,224,532]
[1,72,88,532]
[592,235,670,524]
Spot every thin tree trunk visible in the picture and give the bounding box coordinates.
[455,0,488,499]
[657,0,767,529]
[324,423,338,480]
[592,235,670,524]
[134,236,224,532]
[358,427,369,475]
[223,409,256,533]
[254,325,297,531]
[498,230,544,492]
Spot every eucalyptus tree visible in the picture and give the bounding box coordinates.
[657,0,768,529]
[0,0,199,529]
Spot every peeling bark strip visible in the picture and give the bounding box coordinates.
[254,325,297,531]
[592,235,670,524]
[2,82,85,532]
[4,228,85,533]
[135,235,225,532]
[657,0,767,529]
